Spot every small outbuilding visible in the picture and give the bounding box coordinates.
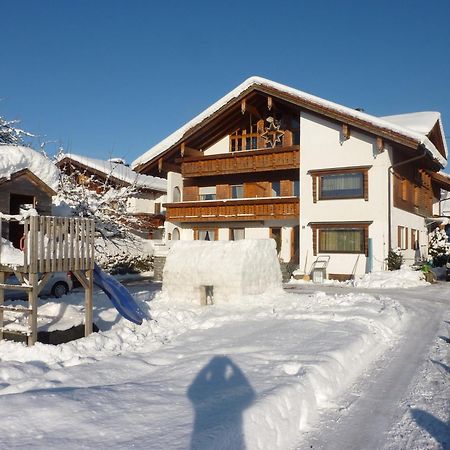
[162,239,282,304]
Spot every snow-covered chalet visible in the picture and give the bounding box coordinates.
[57,153,167,239]
[132,77,450,280]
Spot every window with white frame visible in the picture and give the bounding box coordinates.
[199,186,216,201]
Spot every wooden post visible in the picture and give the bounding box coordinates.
[27,272,38,346]
[0,271,4,341]
[84,269,93,336]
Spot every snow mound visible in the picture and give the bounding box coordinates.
[0,145,60,190]
[0,237,24,266]
[163,239,282,304]
[354,266,428,289]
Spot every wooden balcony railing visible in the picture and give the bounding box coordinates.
[179,145,300,178]
[164,197,299,223]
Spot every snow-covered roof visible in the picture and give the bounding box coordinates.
[380,111,440,135]
[132,76,447,170]
[0,145,60,190]
[58,153,166,192]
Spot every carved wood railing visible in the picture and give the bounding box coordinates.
[180,145,300,178]
[164,197,299,223]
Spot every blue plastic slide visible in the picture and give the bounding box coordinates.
[93,264,148,325]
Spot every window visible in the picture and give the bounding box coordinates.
[397,226,409,250]
[271,181,280,197]
[199,186,216,201]
[411,229,419,250]
[197,229,215,241]
[172,228,180,240]
[319,228,365,253]
[173,186,181,202]
[320,172,364,199]
[293,180,300,197]
[154,203,161,214]
[230,228,245,240]
[231,185,244,199]
[230,127,259,152]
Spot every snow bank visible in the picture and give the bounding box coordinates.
[163,239,282,304]
[0,237,24,266]
[354,266,428,289]
[0,145,60,190]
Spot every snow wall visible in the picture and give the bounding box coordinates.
[162,239,282,304]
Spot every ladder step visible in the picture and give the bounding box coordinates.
[0,305,32,313]
[0,283,32,291]
[0,327,31,336]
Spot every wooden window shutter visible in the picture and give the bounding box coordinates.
[364,226,369,256]
[216,184,229,199]
[280,180,293,197]
[183,186,199,201]
[397,226,403,248]
[405,227,408,250]
[312,175,317,203]
[312,226,317,256]
[364,170,369,201]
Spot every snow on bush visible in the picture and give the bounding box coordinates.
[354,266,427,289]
[163,239,282,304]
[0,145,60,190]
[428,226,450,266]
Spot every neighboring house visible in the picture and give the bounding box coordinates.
[57,153,167,239]
[0,145,59,247]
[132,76,450,279]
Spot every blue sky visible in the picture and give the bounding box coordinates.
[1,0,449,166]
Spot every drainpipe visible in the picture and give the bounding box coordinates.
[387,147,428,250]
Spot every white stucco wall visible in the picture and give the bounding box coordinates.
[203,136,229,156]
[391,206,428,263]
[126,191,166,214]
[299,111,391,277]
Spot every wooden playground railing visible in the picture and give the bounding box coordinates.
[0,216,96,346]
[23,216,95,273]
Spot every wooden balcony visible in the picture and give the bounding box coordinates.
[164,197,299,223]
[179,145,300,178]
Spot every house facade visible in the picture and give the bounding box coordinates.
[132,77,449,279]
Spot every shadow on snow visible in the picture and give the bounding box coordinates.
[187,355,255,450]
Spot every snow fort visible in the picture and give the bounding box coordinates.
[162,239,282,304]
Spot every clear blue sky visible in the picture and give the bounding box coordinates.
[1,0,449,166]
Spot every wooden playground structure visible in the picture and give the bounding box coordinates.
[0,215,95,346]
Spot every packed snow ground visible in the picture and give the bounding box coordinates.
[0,278,448,449]
[0,281,406,449]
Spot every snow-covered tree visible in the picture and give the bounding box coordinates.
[428,226,450,266]
[387,247,403,271]
[54,166,153,272]
[0,114,34,145]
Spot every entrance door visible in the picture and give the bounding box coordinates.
[9,194,34,248]
[270,227,282,255]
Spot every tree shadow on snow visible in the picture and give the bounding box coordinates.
[431,359,450,375]
[187,356,255,450]
[411,409,450,449]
